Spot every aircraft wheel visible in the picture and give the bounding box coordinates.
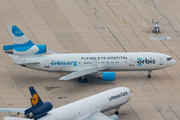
[115,111,119,115]
[78,78,83,83]
[84,78,88,83]
[148,75,151,78]
[115,108,119,115]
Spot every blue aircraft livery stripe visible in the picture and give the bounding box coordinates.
[14,45,33,52]
[3,40,34,51]
[14,40,34,46]
[12,25,24,37]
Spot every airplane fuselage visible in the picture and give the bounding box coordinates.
[16,52,175,72]
[38,87,132,120]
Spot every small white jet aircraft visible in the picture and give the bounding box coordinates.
[3,25,176,83]
[0,86,133,120]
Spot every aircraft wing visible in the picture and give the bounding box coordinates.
[83,111,114,120]
[3,116,29,120]
[59,66,109,80]
[0,108,26,113]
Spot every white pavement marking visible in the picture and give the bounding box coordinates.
[172,17,180,28]
[149,36,172,40]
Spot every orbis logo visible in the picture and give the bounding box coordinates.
[51,60,77,66]
[15,31,22,34]
[136,58,155,66]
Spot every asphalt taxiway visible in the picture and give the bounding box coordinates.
[0,0,180,119]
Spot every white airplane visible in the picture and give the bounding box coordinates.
[3,25,176,83]
[0,86,133,120]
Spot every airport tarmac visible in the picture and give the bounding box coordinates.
[0,0,180,119]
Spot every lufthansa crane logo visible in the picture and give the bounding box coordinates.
[31,93,39,106]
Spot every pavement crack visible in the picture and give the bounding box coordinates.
[107,27,127,52]
[94,7,99,19]
[104,1,118,18]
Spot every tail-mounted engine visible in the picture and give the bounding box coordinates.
[24,86,53,120]
[25,101,53,119]
[4,44,46,56]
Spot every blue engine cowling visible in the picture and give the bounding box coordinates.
[28,101,53,119]
[96,72,116,81]
[4,44,46,56]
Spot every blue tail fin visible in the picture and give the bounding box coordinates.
[4,25,34,51]
[8,25,34,45]
[24,86,53,120]
[3,25,47,56]
[29,86,43,107]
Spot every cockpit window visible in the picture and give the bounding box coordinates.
[167,57,173,61]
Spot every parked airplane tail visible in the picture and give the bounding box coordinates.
[3,25,46,56]
[24,86,53,120]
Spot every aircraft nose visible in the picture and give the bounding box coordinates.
[172,59,176,65]
[129,90,133,99]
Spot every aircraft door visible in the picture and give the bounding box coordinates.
[45,60,50,68]
[93,58,97,66]
[129,58,134,66]
[159,57,163,65]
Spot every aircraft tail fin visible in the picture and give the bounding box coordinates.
[3,25,46,56]
[24,86,53,120]
[4,25,34,51]
[29,86,44,107]
[7,25,34,46]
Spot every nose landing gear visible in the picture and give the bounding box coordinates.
[147,71,152,78]
[115,108,119,115]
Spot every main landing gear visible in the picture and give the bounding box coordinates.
[78,77,88,83]
[115,108,119,115]
[148,70,152,78]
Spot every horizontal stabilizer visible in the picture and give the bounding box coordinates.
[47,49,65,54]
[3,116,29,120]
[0,108,26,113]
[15,60,40,65]
[59,66,109,80]
[7,54,19,60]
